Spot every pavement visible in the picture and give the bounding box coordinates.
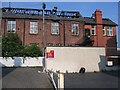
[2,67,54,89]
[1,67,120,89]
[65,71,119,89]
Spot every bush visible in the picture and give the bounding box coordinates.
[2,33,42,57]
[2,33,23,57]
[21,44,42,57]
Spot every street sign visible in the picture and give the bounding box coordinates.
[46,50,54,58]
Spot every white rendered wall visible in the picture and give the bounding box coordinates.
[46,47,107,73]
[0,57,43,67]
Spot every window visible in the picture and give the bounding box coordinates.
[30,22,38,34]
[107,27,113,36]
[103,26,106,36]
[85,29,90,39]
[72,23,79,35]
[7,21,16,32]
[91,25,96,35]
[51,22,59,35]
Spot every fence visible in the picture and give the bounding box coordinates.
[47,70,64,90]
[0,57,43,67]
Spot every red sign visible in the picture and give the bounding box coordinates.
[46,50,54,58]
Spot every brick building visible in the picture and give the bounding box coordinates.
[1,7,118,49]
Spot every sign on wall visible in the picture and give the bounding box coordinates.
[46,50,54,58]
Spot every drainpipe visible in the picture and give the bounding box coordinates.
[4,19,6,36]
[63,21,65,46]
[82,22,85,45]
[23,19,25,46]
[96,25,98,46]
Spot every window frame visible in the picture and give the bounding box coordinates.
[103,26,106,36]
[107,26,113,36]
[91,25,96,36]
[51,22,59,35]
[7,20,16,33]
[30,21,38,34]
[71,23,79,36]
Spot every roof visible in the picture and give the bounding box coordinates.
[84,17,117,26]
[84,17,96,24]
[1,7,118,26]
[1,7,84,21]
[102,18,117,26]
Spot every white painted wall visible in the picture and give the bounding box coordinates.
[0,57,43,67]
[46,47,118,73]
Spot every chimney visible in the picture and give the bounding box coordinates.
[94,9,103,47]
[52,6,58,12]
[52,6,58,15]
[91,13,95,18]
[95,9,102,24]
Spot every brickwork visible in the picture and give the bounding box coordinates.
[1,9,117,48]
[84,10,117,47]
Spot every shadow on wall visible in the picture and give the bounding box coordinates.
[98,55,106,71]
[106,35,117,47]
[106,35,117,56]
[1,57,22,78]
[0,62,6,67]
[13,57,22,67]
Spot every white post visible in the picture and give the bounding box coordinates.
[50,72,57,89]
[58,73,64,90]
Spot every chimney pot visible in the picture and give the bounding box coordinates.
[95,9,102,24]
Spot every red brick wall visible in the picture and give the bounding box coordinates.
[84,24,117,47]
[16,19,24,44]
[1,19,7,36]
[104,26,117,47]
[45,20,63,46]
[24,19,43,48]
[64,21,84,45]
[84,9,117,47]
[95,9,102,24]
[1,19,84,48]
[1,9,117,48]
[45,20,84,46]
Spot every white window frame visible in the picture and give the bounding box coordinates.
[71,23,79,35]
[51,22,59,35]
[107,27,113,36]
[30,21,38,34]
[91,25,96,36]
[7,21,16,32]
[103,27,106,36]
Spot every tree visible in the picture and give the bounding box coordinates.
[2,33,42,58]
[2,33,23,57]
[22,44,42,57]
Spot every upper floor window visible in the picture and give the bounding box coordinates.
[7,21,16,32]
[91,25,96,36]
[30,21,38,34]
[72,23,79,35]
[107,27,113,36]
[51,22,59,35]
[103,26,106,36]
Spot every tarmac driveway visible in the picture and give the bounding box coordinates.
[65,71,119,88]
[2,67,54,89]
